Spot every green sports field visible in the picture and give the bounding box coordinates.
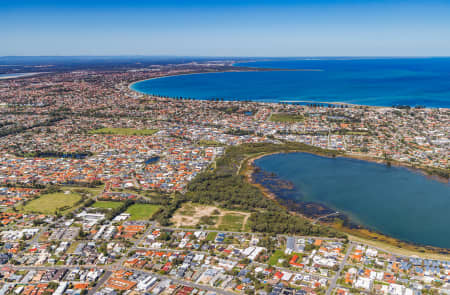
[125,204,161,220]
[269,113,304,123]
[20,192,82,215]
[91,201,124,209]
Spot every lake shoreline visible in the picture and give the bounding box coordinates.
[244,150,450,256]
[128,66,449,255]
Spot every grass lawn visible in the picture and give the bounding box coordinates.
[270,113,304,123]
[64,185,105,198]
[198,140,224,147]
[217,213,246,231]
[177,203,197,216]
[243,219,252,232]
[198,215,219,227]
[21,192,82,215]
[92,201,123,209]
[268,249,289,266]
[89,128,158,136]
[206,232,217,241]
[125,204,161,220]
[66,241,80,254]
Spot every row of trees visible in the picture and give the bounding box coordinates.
[248,211,346,238]
[0,116,65,138]
[185,142,346,238]
[152,193,185,226]
[186,173,274,211]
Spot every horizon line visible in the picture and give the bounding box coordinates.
[2,55,450,58]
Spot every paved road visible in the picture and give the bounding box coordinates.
[116,222,156,267]
[278,234,345,242]
[29,225,48,245]
[8,264,235,295]
[133,222,156,248]
[326,243,354,295]
[251,261,329,280]
[157,225,260,235]
[7,264,97,270]
[88,271,111,295]
[128,267,236,295]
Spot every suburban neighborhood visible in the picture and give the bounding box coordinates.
[0,62,449,295]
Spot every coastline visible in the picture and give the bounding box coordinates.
[127,67,449,256]
[243,150,450,257]
[128,68,450,109]
[128,67,321,93]
[128,71,375,108]
[0,72,47,80]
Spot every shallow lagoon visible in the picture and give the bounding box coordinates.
[254,152,450,248]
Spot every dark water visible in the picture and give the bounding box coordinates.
[145,156,160,164]
[254,153,450,248]
[131,58,450,108]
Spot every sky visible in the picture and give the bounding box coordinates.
[2,0,450,57]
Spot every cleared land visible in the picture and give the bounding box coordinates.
[171,202,250,231]
[89,128,158,136]
[20,192,82,215]
[269,113,304,123]
[64,185,105,197]
[125,204,161,220]
[92,201,123,209]
[216,213,246,231]
[171,203,219,227]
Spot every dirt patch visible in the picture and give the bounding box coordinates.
[171,203,221,227]
[171,202,250,230]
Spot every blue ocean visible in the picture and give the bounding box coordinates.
[131,58,450,108]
